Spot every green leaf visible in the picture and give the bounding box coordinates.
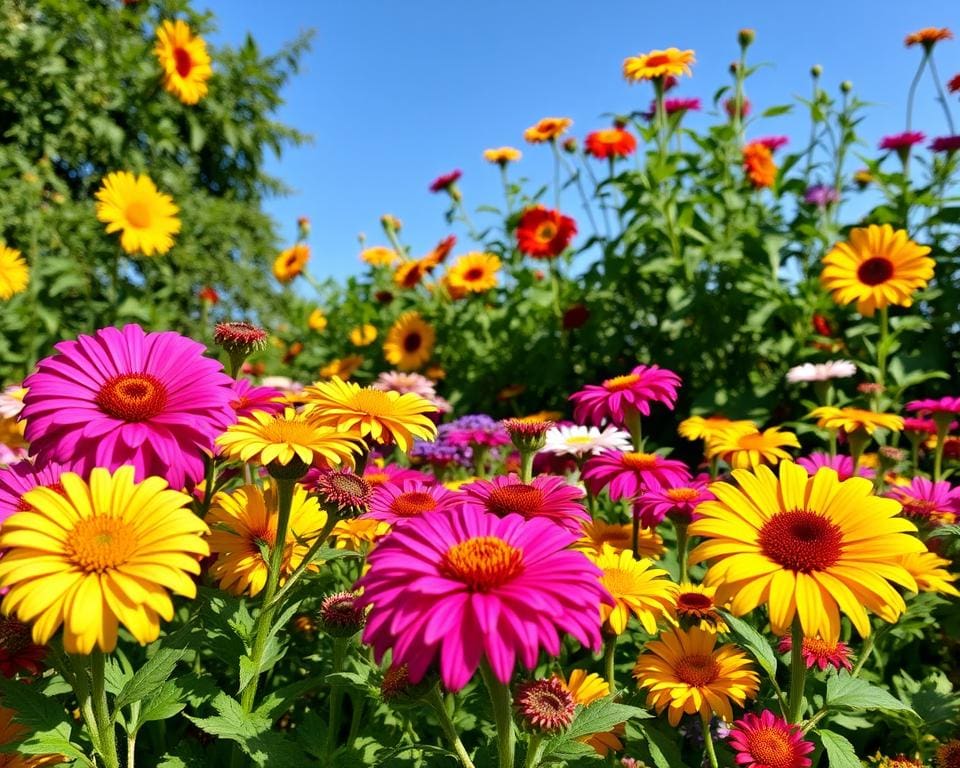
[818,729,861,768]
[131,679,189,732]
[720,611,778,680]
[0,677,85,761]
[826,673,915,714]
[114,625,193,711]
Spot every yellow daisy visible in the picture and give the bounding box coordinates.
[95,171,181,256]
[483,146,522,165]
[560,670,623,756]
[0,467,208,653]
[273,244,310,283]
[0,245,28,300]
[393,260,426,289]
[446,252,502,294]
[207,482,328,596]
[898,551,960,597]
[523,117,573,144]
[383,311,435,371]
[301,377,438,452]
[633,626,759,726]
[678,415,756,448]
[319,355,364,380]
[308,308,328,332]
[821,224,934,316]
[360,246,399,267]
[688,461,925,639]
[331,517,390,551]
[348,323,378,347]
[669,582,729,633]
[623,48,695,82]
[590,545,677,635]
[707,425,799,469]
[809,406,903,435]
[575,519,665,559]
[154,19,212,105]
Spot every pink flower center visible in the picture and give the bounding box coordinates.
[759,510,842,572]
[390,491,437,518]
[603,373,641,391]
[857,256,894,286]
[95,373,168,422]
[485,484,545,519]
[440,536,524,591]
[174,46,193,77]
[744,726,797,768]
[674,653,719,687]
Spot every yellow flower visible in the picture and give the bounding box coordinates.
[383,311,435,371]
[393,260,425,289]
[560,670,623,756]
[688,461,925,639]
[669,582,729,633]
[821,224,934,316]
[707,425,799,469]
[623,48,695,82]
[154,19,212,105]
[273,244,310,283]
[443,477,479,492]
[446,252,501,294]
[523,117,573,144]
[0,245,28,300]
[348,323,378,347]
[331,517,390,551]
[95,171,181,256]
[319,355,364,380]
[0,467,208,653]
[216,406,363,468]
[208,482,328,596]
[809,406,903,435]
[678,415,756,452]
[575,519,665,559]
[302,377,438,452]
[634,626,758,726]
[590,545,677,635]
[360,246,399,267]
[483,146,522,164]
[308,308,328,332]
[898,551,960,597]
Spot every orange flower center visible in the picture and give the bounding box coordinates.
[899,496,939,517]
[591,526,631,550]
[737,432,770,450]
[802,636,838,657]
[440,535,524,591]
[66,517,137,572]
[857,256,894,286]
[744,727,796,768]
[759,509,843,572]
[15,481,66,513]
[390,491,437,518]
[173,46,193,77]
[534,221,558,243]
[643,53,672,68]
[621,452,659,470]
[95,373,168,422]
[666,487,699,503]
[485,484,545,518]
[677,591,714,613]
[402,331,422,353]
[595,129,621,144]
[125,201,152,229]
[603,373,641,391]
[674,653,719,687]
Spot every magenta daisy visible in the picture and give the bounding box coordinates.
[755,135,789,152]
[931,136,960,153]
[0,460,79,522]
[356,505,612,691]
[727,710,814,768]
[365,479,461,525]
[777,634,853,672]
[796,451,874,481]
[902,417,941,436]
[22,325,235,489]
[879,131,925,151]
[459,474,589,532]
[229,377,285,419]
[632,478,713,527]
[886,477,960,526]
[582,451,690,501]
[906,396,960,417]
[571,365,681,427]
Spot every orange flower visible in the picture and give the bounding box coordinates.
[394,260,426,289]
[273,244,310,282]
[320,355,364,380]
[516,206,577,259]
[523,117,573,144]
[584,128,637,160]
[623,48,695,82]
[742,142,776,188]
[418,235,457,272]
[484,146,522,165]
[904,27,952,48]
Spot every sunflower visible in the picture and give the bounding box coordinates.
[207,482,328,596]
[809,406,904,435]
[446,252,501,294]
[633,626,758,726]
[707,425,799,470]
[154,19,212,104]
[0,467,208,653]
[383,311,435,370]
[273,244,310,283]
[669,583,728,633]
[216,406,364,470]
[821,225,934,316]
[348,323,378,347]
[484,146,522,165]
[319,355,364,380]
[523,117,572,144]
[301,377,438,452]
[360,246,399,267]
[590,545,677,635]
[0,245,28,301]
[308,308,328,332]
[688,461,925,639]
[95,171,181,256]
[575,519,665,559]
[623,48,695,82]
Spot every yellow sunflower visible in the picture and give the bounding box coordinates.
[688,461,925,639]
[623,48,695,82]
[446,252,501,294]
[383,311,435,371]
[0,467,208,653]
[523,117,573,144]
[0,245,28,300]
[809,406,903,435]
[273,244,310,283]
[575,519,665,559]
[207,482,328,596]
[668,582,729,633]
[821,224,934,317]
[898,551,960,597]
[707,425,800,469]
[633,626,758,726]
[95,171,181,256]
[483,146,522,164]
[348,323,378,347]
[360,246,399,267]
[590,545,677,635]
[308,308,328,332]
[393,260,425,289]
[154,19,212,105]
[560,670,623,756]
[678,415,756,448]
[301,377,438,452]
[216,406,364,469]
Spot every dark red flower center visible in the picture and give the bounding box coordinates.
[674,653,719,687]
[174,47,193,77]
[759,509,843,572]
[403,332,422,353]
[515,678,576,733]
[534,222,558,242]
[464,267,485,282]
[485,484,544,519]
[95,373,168,422]
[390,491,437,517]
[15,481,66,513]
[440,535,524,591]
[857,256,894,286]
[677,591,713,612]
[0,617,32,655]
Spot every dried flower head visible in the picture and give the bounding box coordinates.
[318,592,366,638]
[514,677,577,734]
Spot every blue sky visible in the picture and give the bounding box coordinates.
[201,0,958,281]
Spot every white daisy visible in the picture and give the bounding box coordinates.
[785,360,857,384]
[541,424,633,457]
[0,385,26,420]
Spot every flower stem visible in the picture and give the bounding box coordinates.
[91,650,120,768]
[675,520,689,583]
[623,407,642,452]
[787,616,807,724]
[851,631,876,678]
[519,450,535,484]
[326,637,348,757]
[934,417,950,482]
[875,306,889,398]
[603,634,617,689]
[927,53,956,134]
[524,733,545,768]
[479,661,515,768]
[905,54,928,132]
[700,711,719,768]
[267,512,340,611]
[426,685,476,768]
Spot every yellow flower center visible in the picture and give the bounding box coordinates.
[125,201,152,229]
[95,373,168,422]
[745,727,795,768]
[66,517,138,572]
[440,536,524,591]
[857,256,894,286]
[666,487,699,502]
[674,653,719,687]
[594,129,621,144]
[173,46,193,77]
[348,388,397,417]
[534,222,557,243]
[566,435,594,444]
[603,373,641,391]
[601,567,637,595]
[260,417,317,445]
[759,509,843,572]
[390,491,437,518]
[621,452,659,470]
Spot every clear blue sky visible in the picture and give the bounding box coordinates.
[201,0,958,281]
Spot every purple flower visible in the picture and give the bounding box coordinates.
[803,184,840,208]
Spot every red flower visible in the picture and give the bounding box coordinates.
[429,170,462,193]
[198,286,219,304]
[516,206,577,259]
[584,128,637,160]
[812,314,833,337]
[724,97,751,118]
[755,135,788,152]
[563,304,590,330]
[879,131,925,151]
[931,135,960,153]
[949,73,960,93]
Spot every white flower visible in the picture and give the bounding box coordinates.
[0,385,26,420]
[260,376,304,394]
[541,424,633,457]
[786,360,857,384]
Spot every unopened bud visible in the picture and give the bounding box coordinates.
[737,28,755,48]
[810,64,823,78]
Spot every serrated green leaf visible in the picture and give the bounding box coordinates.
[826,673,915,715]
[721,611,777,680]
[818,729,861,768]
[114,624,193,711]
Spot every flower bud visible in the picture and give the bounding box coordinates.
[318,592,366,638]
[502,417,554,454]
[737,28,755,48]
[514,677,576,734]
[213,321,268,377]
[810,64,823,78]
[840,80,853,94]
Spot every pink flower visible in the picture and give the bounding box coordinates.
[373,371,451,413]
[931,135,960,153]
[902,417,942,435]
[724,97,751,118]
[570,365,681,427]
[879,131,925,151]
[460,474,589,532]
[582,451,690,500]
[0,460,80,522]
[777,635,853,672]
[886,477,960,525]
[22,324,235,489]
[664,97,701,114]
[755,135,789,152]
[796,451,874,480]
[357,506,611,691]
[905,396,960,416]
[727,710,814,768]
[429,169,462,193]
[632,478,713,527]
[365,480,462,526]
[363,462,435,488]
[229,378,285,419]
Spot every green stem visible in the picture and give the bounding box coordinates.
[700,711,719,768]
[787,617,807,724]
[905,54,928,132]
[851,632,876,678]
[631,512,640,560]
[928,54,956,134]
[91,650,120,768]
[197,454,217,519]
[519,450,535,484]
[426,685,476,768]
[552,140,561,210]
[480,662,515,768]
[499,164,514,217]
[524,733,545,768]
[267,512,340,611]
[603,635,617,689]
[934,418,950,482]
[675,521,689,583]
[848,430,870,474]
[623,407,642,452]
[875,306,889,400]
[127,730,136,768]
[654,78,667,161]
[346,694,364,750]
[326,637,347,757]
